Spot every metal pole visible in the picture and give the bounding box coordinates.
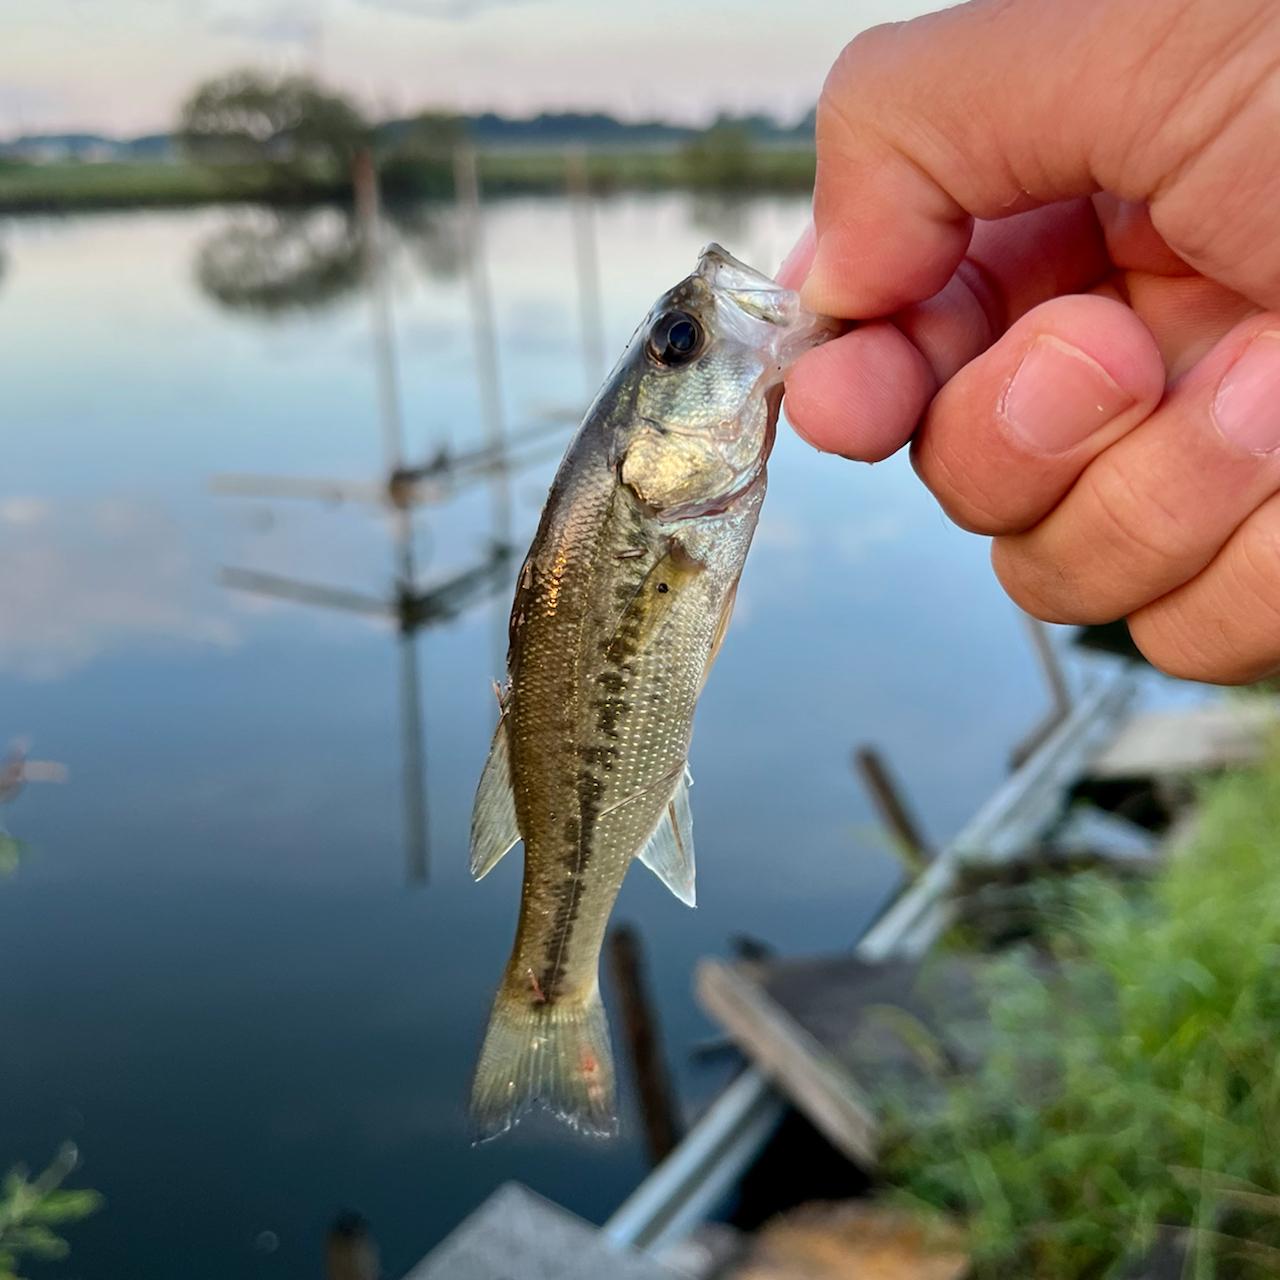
[602,1066,784,1256]
[1009,612,1074,770]
[1023,612,1072,717]
[453,145,514,695]
[564,144,606,400]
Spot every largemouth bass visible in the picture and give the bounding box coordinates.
[468,244,835,1139]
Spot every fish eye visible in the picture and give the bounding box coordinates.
[647,311,703,366]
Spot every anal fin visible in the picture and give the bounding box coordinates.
[637,765,696,906]
[470,716,520,880]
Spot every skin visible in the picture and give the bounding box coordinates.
[776,0,1280,684]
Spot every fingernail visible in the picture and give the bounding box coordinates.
[1001,336,1135,454]
[776,222,816,290]
[1213,332,1280,454]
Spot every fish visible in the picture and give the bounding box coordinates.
[467,243,836,1140]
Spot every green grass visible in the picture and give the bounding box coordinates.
[474,146,816,195]
[0,147,816,213]
[0,160,283,210]
[876,747,1280,1278]
[0,1145,100,1280]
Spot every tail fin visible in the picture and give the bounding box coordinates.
[469,983,617,1141]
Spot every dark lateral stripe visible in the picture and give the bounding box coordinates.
[533,502,646,1000]
[538,765,605,1000]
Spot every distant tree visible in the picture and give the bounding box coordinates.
[681,118,756,190]
[178,69,368,194]
[376,111,465,201]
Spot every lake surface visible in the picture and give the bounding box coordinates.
[0,193,1156,1278]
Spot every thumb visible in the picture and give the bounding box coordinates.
[803,0,1280,318]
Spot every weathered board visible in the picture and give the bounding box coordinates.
[404,1182,672,1280]
[696,955,981,1167]
[1088,700,1280,779]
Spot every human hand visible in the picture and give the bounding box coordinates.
[778,0,1280,684]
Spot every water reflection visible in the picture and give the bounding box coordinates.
[385,202,463,282]
[0,498,235,679]
[193,201,466,318]
[689,194,753,246]
[6,195,1061,1279]
[195,207,366,315]
[204,168,584,883]
[0,740,68,876]
[218,527,513,884]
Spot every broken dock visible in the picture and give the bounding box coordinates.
[403,661,1279,1278]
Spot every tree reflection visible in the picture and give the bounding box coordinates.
[384,202,462,281]
[194,200,462,316]
[195,206,366,315]
[689,193,752,245]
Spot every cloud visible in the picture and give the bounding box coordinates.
[834,514,905,565]
[755,508,805,551]
[353,0,550,20]
[0,498,238,679]
[205,2,322,43]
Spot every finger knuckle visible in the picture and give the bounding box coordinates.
[1126,609,1263,685]
[1089,464,1206,570]
[911,439,1018,535]
[1130,516,1280,684]
[990,538,1101,624]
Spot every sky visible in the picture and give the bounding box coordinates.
[0,0,943,138]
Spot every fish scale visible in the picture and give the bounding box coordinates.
[466,244,836,1139]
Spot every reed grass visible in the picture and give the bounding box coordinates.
[878,747,1280,1278]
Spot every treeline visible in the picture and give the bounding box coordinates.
[0,70,816,208]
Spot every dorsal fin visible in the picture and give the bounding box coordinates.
[470,716,520,880]
[637,765,695,906]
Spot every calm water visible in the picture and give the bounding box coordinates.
[0,194,1109,1277]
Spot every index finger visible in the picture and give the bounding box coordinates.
[783,200,1111,460]
[803,0,1280,317]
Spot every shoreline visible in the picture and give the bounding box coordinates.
[0,150,816,215]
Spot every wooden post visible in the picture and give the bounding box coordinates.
[608,923,682,1166]
[325,1211,380,1280]
[851,746,932,877]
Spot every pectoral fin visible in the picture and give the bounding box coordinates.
[701,580,740,691]
[637,765,696,906]
[606,542,704,662]
[470,716,520,880]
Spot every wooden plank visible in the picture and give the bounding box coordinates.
[1088,700,1279,779]
[405,1182,671,1280]
[695,959,884,1166]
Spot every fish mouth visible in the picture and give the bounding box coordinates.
[697,242,795,323]
[696,241,840,360]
